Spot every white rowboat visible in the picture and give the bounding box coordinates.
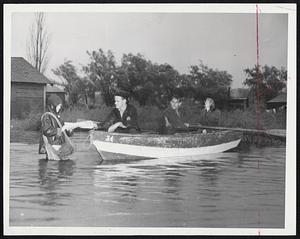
[90,130,242,161]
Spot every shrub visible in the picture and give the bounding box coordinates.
[10,112,42,131]
[10,103,286,132]
[217,109,285,129]
[137,105,163,131]
[225,110,257,129]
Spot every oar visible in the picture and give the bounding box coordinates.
[188,123,276,135]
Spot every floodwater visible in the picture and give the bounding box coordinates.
[9,131,285,228]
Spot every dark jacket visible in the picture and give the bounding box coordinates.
[160,106,188,134]
[200,108,221,126]
[38,112,72,154]
[98,104,140,132]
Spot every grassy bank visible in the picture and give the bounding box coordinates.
[10,103,286,133]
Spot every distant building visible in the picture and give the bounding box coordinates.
[46,84,66,106]
[227,88,252,110]
[266,92,287,111]
[11,57,52,118]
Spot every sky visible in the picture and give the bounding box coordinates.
[11,11,288,88]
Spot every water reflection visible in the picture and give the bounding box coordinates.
[39,159,75,183]
[94,167,141,206]
[38,159,75,206]
[198,161,220,176]
[194,160,221,205]
[233,153,246,168]
[162,168,184,197]
[118,175,140,207]
[9,137,286,228]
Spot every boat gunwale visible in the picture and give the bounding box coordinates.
[91,129,237,138]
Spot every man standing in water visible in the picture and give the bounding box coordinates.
[97,91,140,133]
[39,94,73,159]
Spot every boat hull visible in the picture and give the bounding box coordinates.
[93,138,241,161]
[90,130,242,161]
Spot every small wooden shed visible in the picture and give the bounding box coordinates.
[11,57,52,118]
[266,92,287,110]
[46,84,66,106]
[227,88,252,110]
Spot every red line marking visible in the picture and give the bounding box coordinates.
[256,5,260,66]
[256,4,261,132]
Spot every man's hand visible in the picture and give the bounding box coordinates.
[119,122,126,128]
[92,122,98,129]
[57,128,62,137]
[165,117,171,127]
[108,122,127,133]
[61,125,68,132]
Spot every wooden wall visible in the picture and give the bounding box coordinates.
[11,82,45,118]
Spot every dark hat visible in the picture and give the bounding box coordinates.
[114,90,129,100]
[168,88,184,101]
[47,94,62,107]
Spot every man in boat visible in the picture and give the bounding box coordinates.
[38,94,73,159]
[160,93,190,134]
[96,91,140,133]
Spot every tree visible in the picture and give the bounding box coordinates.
[27,12,50,73]
[176,74,196,99]
[52,60,86,106]
[117,53,156,106]
[243,65,287,102]
[117,53,181,107]
[187,61,232,103]
[83,49,118,106]
[149,63,181,107]
[117,53,151,104]
[81,76,97,106]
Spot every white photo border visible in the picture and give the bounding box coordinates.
[3,3,297,236]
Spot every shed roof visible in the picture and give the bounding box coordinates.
[11,57,51,84]
[46,84,66,93]
[267,92,287,103]
[230,88,250,99]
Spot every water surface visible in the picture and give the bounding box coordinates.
[9,131,285,228]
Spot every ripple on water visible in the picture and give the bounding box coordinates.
[8,133,286,228]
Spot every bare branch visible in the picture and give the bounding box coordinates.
[26,12,51,73]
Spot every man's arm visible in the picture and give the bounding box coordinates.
[97,109,117,129]
[42,115,58,137]
[125,105,139,129]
